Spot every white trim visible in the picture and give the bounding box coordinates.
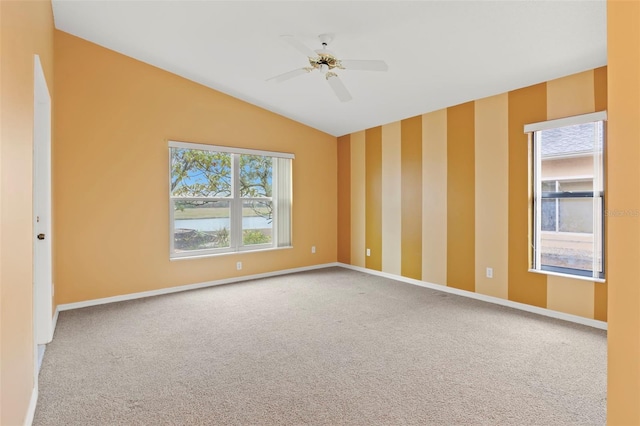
[524,111,607,133]
[542,175,594,182]
[534,126,542,269]
[338,263,607,330]
[57,263,339,312]
[24,384,38,426]
[231,153,242,249]
[52,307,59,334]
[170,244,292,261]
[542,152,595,160]
[169,140,294,159]
[528,268,606,284]
[168,151,175,255]
[37,345,46,373]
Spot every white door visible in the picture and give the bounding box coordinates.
[33,54,53,346]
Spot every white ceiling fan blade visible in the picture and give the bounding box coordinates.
[266,68,311,83]
[340,59,388,72]
[280,35,317,58]
[326,74,352,102]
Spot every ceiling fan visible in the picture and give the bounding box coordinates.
[267,34,388,102]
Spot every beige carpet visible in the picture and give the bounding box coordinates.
[34,267,606,425]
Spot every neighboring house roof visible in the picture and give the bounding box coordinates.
[541,123,603,157]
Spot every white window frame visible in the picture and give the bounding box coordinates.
[525,111,606,281]
[169,141,294,259]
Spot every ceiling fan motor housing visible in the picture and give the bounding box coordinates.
[309,51,344,71]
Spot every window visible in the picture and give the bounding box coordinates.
[525,111,605,280]
[169,141,293,258]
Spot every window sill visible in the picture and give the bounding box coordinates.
[170,245,293,261]
[528,268,606,283]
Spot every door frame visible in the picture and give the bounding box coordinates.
[33,53,53,371]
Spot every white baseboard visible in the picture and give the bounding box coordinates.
[24,383,38,426]
[56,263,340,312]
[338,263,607,331]
[53,260,607,332]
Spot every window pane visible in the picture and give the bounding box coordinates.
[170,148,232,197]
[539,231,595,273]
[541,199,557,231]
[539,123,596,157]
[173,200,230,251]
[540,123,598,183]
[541,181,556,192]
[559,198,593,233]
[242,200,272,246]
[239,155,272,198]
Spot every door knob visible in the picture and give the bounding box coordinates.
[37,234,45,240]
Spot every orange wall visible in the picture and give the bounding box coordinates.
[607,0,640,423]
[447,102,475,292]
[0,1,54,424]
[337,135,351,264]
[53,31,337,305]
[338,67,608,321]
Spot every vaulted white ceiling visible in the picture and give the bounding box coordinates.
[51,1,606,137]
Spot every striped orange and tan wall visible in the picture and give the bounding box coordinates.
[337,66,608,321]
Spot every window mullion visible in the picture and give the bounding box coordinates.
[272,159,278,247]
[555,181,560,232]
[232,154,242,250]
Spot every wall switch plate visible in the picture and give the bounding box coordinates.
[237,261,242,271]
[486,267,493,278]
[311,246,316,254]
[366,248,371,257]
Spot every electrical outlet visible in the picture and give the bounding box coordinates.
[311,246,316,254]
[366,248,371,257]
[486,267,493,278]
[236,261,242,271]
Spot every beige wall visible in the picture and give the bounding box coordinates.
[0,1,54,424]
[53,31,337,305]
[421,110,448,285]
[475,94,509,299]
[349,131,366,268]
[381,122,402,275]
